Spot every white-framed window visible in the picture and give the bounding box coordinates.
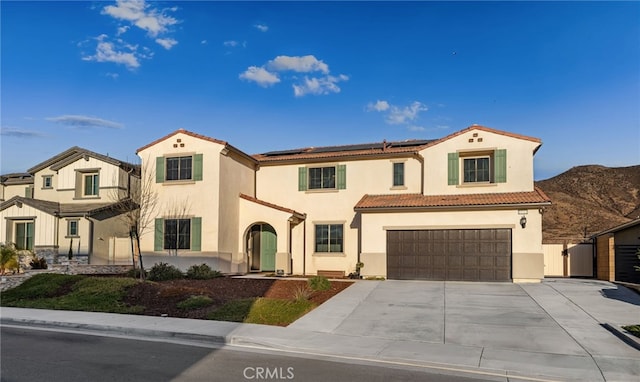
[166,156,193,181]
[308,166,336,190]
[67,220,79,237]
[83,173,99,196]
[393,162,405,187]
[15,221,34,250]
[315,224,343,253]
[43,175,52,189]
[463,157,490,183]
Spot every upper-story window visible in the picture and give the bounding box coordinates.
[166,156,192,181]
[84,173,99,196]
[309,166,335,189]
[463,157,490,183]
[393,162,405,187]
[42,175,53,189]
[298,165,346,191]
[155,154,203,183]
[448,149,506,186]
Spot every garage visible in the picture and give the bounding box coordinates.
[387,229,512,281]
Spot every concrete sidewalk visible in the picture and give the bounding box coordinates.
[2,279,639,382]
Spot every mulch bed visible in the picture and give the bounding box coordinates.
[122,277,353,320]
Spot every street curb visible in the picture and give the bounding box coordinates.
[601,323,640,351]
[0,317,229,345]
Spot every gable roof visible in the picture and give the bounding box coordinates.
[27,146,139,175]
[354,187,551,211]
[0,173,34,186]
[136,129,258,165]
[253,125,541,164]
[592,218,640,237]
[0,196,129,217]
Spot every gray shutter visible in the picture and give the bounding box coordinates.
[298,167,307,191]
[154,218,163,251]
[494,149,507,183]
[155,157,165,183]
[191,217,202,251]
[337,165,346,190]
[447,152,459,185]
[193,154,203,181]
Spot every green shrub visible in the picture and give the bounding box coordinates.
[308,276,331,291]
[29,255,48,270]
[147,262,183,281]
[177,295,213,310]
[208,298,256,322]
[1,243,20,274]
[245,298,315,326]
[185,263,222,280]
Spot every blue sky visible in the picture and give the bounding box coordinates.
[1,1,638,180]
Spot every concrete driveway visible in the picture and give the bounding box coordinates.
[290,278,640,381]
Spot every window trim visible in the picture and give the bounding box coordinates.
[66,219,80,238]
[42,175,53,189]
[392,161,405,187]
[308,165,336,190]
[313,223,344,254]
[83,172,100,196]
[462,156,491,184]
[165,155,193,182]
[163,218,192,250]
[14,221,34,251]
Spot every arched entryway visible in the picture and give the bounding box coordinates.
[247,223,277,272]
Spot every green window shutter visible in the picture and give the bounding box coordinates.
[193,154,203,181]
[191,217,202,251]
[25,186,32,198]
[154,218,164,251]
[298,167,307,191]
[494,149,507,183]
[337,164,346,190]
[155,157,165,183]
[447,152,459,185]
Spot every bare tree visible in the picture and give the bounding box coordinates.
[109,158,159,280]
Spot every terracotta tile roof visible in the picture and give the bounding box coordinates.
[240,194,305,219]
[254,125,541,163]
[355,187,551,210]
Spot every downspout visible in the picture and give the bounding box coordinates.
[303,219,306,276]
[415,152,425,195]
[85,215,93,263]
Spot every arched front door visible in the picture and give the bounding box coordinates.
[247,223,276,272]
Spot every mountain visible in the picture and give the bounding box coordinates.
[535,165,640,243]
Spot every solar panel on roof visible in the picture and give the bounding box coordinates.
[389,139,434,148]
[262,149,306,156]
[309,142,385,153]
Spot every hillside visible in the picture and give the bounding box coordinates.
[535,165,640,242]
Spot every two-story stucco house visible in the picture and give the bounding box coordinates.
[0,147,140,264]
[137,125,551,282]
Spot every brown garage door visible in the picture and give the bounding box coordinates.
[387,229,511,281]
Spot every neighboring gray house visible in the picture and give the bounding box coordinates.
[594,218,640,284]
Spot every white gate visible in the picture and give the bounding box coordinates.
[108,237,133,265]
[543,243,593,277]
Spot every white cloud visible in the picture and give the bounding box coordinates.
[116,25,130,36]
[0,127,45,138]
[82,39,141,69]
[46,115,124,129]
[293,74,349,97]
[239,66,280,87]
[102,0,178,37]
[224,40,239,47]
[267,55,329,74]
[367,100,429,131]
[254,24,268,32]
[386,101,428,125]
[367,100,390,112]
[105,72,120,79]
[155,38,177,50]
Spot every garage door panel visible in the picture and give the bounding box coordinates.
[387,229,511,281]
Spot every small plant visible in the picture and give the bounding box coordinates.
[0,243,20,275]
[29,255,48,270]
[177,295,213,310]
[186,263,222,280]
[126,267,146,279]
[308,275,331,292]
[292,284,313,302]
[147,262,184,281]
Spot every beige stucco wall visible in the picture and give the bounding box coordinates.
[421,128,539,195]
[256,155,421,275]
[138,132,224,255]
[2,184,30,201]
[89,215,131,265]
[359,207,544,281]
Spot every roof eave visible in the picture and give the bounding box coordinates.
[355,201,552,213]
